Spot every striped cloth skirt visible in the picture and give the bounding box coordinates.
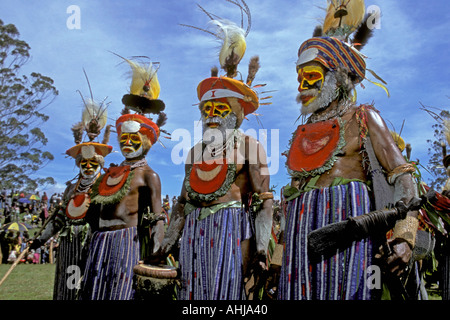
[53,225,89,300]
[178,206,253,300]
[79,227,140,300]
[278,181,373,300]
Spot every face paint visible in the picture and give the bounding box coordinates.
[297,65,325,106]
[202,100,232,124]
[297,70,339,116]
[119,132,143,159]
[80,159,100,177]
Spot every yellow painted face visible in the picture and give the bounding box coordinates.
[202,100,232,119]
[80,159,100,176]
[297,65,325,106]
[119,132,143,155]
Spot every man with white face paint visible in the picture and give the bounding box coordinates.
[79,112,166,300]
[79,55,168,299]
[279,3,420,300]
[151,61,274,300]
[31,132,112,300]
[151,1,272,300]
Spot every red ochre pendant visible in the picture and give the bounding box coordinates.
[189,160,229,195]
[66,193,90,220]
[287,119,340,172]
[97,165,131,197]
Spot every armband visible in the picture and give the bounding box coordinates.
[387,163,415,185]
[392,215,419,248]
[251,192,273,213]
[259,192,274,200]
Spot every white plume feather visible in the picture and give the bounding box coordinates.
[209,19,247,77]
[82,99,107,131]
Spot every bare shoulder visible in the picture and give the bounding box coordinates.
[360,105,388,130]
[142,165,161,181]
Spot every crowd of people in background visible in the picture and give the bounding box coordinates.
[0,190,63,265]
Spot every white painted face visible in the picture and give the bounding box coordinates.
[119,132,144,159]
[80,158,101,178]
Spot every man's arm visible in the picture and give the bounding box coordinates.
[157,149,194,260]
[247,137,273,258]
[367,109,418,213]
[146,170,164,254]
[367,108,418,275]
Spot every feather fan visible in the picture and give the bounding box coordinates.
[110,52,161,100]
[180,0,251,79]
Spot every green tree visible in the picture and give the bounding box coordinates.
[0,19,58,191]
[422,103,450,191]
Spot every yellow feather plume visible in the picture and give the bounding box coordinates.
[124,58,161,100]
[322,0,366,36]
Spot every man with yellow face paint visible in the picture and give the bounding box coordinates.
[279,2,420,300]
[297,65,325,106]
[151,70,273,300]
[152,3,273,298]
[79,112,167,300]
[79,57,168,300]
[31,100,113,300]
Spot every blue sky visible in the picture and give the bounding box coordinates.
[1,0,450,199]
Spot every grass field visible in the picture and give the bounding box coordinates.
[0,263,443,300]
[0,264,55,300]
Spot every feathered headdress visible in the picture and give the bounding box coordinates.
[113,54,169,145]
[66,70,113,161]
[298,0,389,97]
[112,53,166,115]
[182,0,272,127]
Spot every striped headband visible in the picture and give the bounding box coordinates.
[297,37,366,83]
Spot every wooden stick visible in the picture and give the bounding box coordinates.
[0,247,29,287]
[49,241,54,264]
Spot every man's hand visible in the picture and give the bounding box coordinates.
[376,238,412,277]
[245,250,268,297]
[146,247,167,265]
